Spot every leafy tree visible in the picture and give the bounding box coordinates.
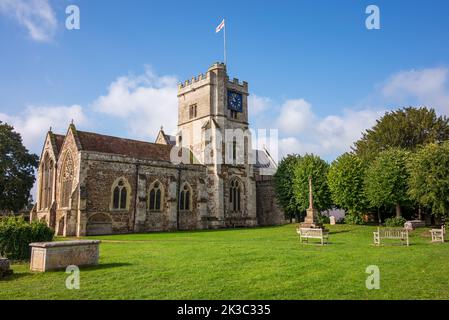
[364,148,410,217]
[274,154,302,221]
[353,107,449,162]
[328,153,367,215]
[408,142,449,218]
[292,154,332,212]
[0,121,38,212]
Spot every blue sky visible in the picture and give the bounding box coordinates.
[1,0,449,162]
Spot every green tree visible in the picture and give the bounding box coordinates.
[0,121,38,212]
[328,153,367,216]
[364,148,410,217]
[274,154,302,221]
[408,142,449,218]
[292,154,332,212]
[353,107,449,162]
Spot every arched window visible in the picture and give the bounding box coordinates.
[60,152,74,208]
[179,183,192,211]
[39,154,54,210]
[229,179,242,212]
[148,181,163,211]
[112,178,129,210]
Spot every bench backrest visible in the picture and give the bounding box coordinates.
[378,228,406,238]
[300,228,323,237]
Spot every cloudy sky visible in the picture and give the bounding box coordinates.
[1,0,449,163]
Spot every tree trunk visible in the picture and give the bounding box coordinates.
[377,207,381,225]
[395,203,402,217]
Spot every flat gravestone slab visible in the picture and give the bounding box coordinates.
[29,240,101,272]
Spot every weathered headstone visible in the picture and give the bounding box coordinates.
[0,257,13,278]
[404,220,426,231]
[330,216,336,225]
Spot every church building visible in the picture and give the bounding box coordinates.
[31,63,285,236]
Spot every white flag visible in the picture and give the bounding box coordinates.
[216,19,225,33]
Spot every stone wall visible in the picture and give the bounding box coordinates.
[256,177,286,226]
[80,152,209,235]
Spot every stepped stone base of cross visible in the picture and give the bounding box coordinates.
[300,208,324,229]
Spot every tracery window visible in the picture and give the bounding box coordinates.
[60,152,74,208]
[148,181,163,211]
[112,178,129,210]
[179,183,192,211]
[229,178,242,213]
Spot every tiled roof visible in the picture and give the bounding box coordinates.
[54,134,65,155]
[76,131,172,162]
[253,149,274,168]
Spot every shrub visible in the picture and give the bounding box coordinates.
[317,214,330,225]
[384,216,407,228]
[0,216,54,260]
[344,214,365,225]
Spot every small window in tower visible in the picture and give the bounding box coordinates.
[189,104,197,119]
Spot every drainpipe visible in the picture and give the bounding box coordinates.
[132,164,140,232]
[176,166,181,231]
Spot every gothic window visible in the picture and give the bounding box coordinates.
[230,110,238,119]
[39,154,54,210]
[148,181,163,211]
[229,179,242,213]
[179,183,192,211]
[232,139,237,162]
[60,152,74,208]
[112,178,129,210]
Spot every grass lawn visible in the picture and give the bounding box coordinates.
[1,224,448,300]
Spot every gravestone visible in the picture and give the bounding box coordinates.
[404,220,426,231]
[330,216,336,225]
[0,257,13,278]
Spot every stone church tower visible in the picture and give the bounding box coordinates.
[177,63,256,227]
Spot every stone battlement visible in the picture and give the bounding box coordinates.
[228,78,248,89]
[178,62,248,90]
[178,72,209,89]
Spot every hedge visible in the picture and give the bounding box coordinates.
[0,216,54,260]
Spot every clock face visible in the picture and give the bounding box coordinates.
[227,91,243,112]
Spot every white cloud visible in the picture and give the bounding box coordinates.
[382,67,449,112]
[275,106,381,159]
[249,94,273,116]
[0,0,57,42]
[0,104,87,154]
[276,99,314,135]
[92,66,179,139]
[259,67,449,161]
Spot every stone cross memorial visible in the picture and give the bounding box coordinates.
[300,176,323,229]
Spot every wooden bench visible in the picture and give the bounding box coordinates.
[297,227,329,245]
[430,226,445,243]
[373,228,409,246]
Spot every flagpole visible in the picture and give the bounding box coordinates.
[224,18,227,66]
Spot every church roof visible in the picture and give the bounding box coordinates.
[54,134,65,155]
[76,130,173,162]
[155,128,176,146]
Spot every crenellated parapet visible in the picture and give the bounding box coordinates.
[178,72,209,90]
[227,78,248,92]
[178,62,248,95]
